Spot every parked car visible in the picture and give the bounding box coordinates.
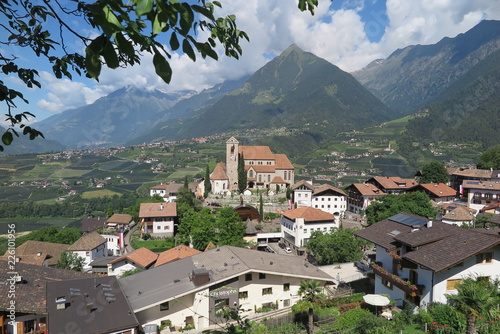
[285,247,292,254]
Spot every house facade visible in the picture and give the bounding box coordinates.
[119,246,333,331]
[346,183,386,213]
[139,202,177,237]
[355,213,500,309]
[67,231,107,272]
[462,180,500,212]
[281,207,337,255]
[106,213,135,230]
[210,137,295,194]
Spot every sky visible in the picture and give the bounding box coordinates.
[5,0,500,124]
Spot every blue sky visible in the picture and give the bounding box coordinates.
[3,0,500,124]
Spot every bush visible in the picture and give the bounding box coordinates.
[332,308,372,331]
[419,303,465,334]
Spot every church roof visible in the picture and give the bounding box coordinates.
[211,162,228,180]
[239,146,274,160]
[274,154,294,169]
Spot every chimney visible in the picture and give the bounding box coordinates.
[191,269,210,286]
[159,204,164,210]
[427,220,433,228]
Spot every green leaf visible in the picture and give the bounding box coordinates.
[115,32,135,55]
[102,41,119,69]
[182,39,195,62]
[135,0,153,17]
[153,13,167,34]
[103,5,124,29]
[2,132,13,146]
[191,5,214,21]
[85,47,102,80]
[169,32,179,51]
[153,52,172,84]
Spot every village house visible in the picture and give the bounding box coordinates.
[365,176,418,195]
[281,207,337,256]
[46,276,139,334]
[409,183,457,203]
[206,137,294,194]
[139,202,177,237]
[462,180,500,212]
[292,181,348,221]
[440,205,475,226]
[355,213,500,309]
[118,246,333,331]
[447,167,500,192]
[345,183,386,213]
[106,213,135,230]
[67,231,107,272]
[0,261,90,334]
[149,181,199,202]
[108,247,158,277]
[0,240,69,267]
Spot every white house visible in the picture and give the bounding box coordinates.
[346,183,386,214]
[108,247,158,277]
[101,231,122,256]
[311,184,347,221]
[118,246,333,331]
[281,206,337,256]
[292,180,314,207]
[139,202,177,237]
[462,180,500,212]
[67,231,107,271]
[355,213,500,309]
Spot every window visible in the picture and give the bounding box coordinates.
[259,273,266,279]
[284,299,290,307]
[86,251,90,256]
[215,298,229,313]
[245,273,252,281]
[381,278,393,290]
[283,283,290,291]
[160,301,169,311]
[157,226,161,230]
[262,287,272,295]
[239,291,248,299]
[446,279,461,290]
[164,226,169,230]
[476,252,493,264]
[303,229,307,234]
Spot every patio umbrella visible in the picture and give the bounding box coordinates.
[363,294,390,306]
[363,294,390,315]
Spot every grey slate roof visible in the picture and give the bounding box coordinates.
[119,245,333,312]
[0,260,90,314]
[47,276,139,334]
[355,213,500,273]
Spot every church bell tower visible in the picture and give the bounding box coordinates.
[226,137,239,192]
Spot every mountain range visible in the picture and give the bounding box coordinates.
[8,19,500,155]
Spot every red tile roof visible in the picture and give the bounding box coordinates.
[110,247,158,268]
[68,231,106,251]
[313,184,347,197]
[414,183,457,197]
[274,154,294,169]
[349,183,386,196]
[462,180,500,190]
[155,245,201,267]
[239,146,274,160]
[283,207,334,222]
[368,176,417,190]
[211,162,228,180]
[107,213,134,224]
[139,202,177,218]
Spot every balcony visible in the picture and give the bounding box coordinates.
[372,263,424,296]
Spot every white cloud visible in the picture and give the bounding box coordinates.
[34,0,500,118]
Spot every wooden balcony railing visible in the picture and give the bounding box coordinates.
[372,263,424,296]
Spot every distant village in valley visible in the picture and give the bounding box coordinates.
[1,136,499,334]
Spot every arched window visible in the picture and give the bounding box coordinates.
[249,170,253,178]
[258,175,262,182]
[267,175,270,182]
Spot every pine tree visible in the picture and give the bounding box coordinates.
[204,165,212,198]
[238,152,247,193]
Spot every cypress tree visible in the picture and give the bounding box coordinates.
[204,165,212,198]
[238,152,247,193]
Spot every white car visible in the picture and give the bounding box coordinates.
[285,247,292,254]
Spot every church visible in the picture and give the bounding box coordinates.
[209,137,295,194]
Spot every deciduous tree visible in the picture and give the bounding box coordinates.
[364,192,438,225]
[0,0,318,151]
[56,250,85,271]
[305,228,367,265]
[420,161,449,184]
